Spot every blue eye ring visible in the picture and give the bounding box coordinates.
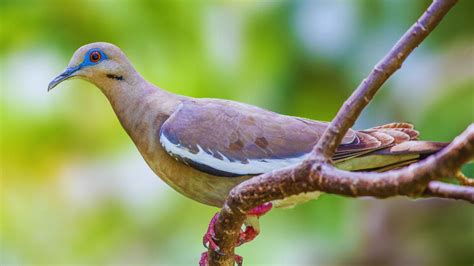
[90,51,101,63]
[82,49,108,66]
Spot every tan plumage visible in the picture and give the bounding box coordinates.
[49,42,447,208]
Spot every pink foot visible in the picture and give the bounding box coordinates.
[199,252,243,266]
[200,203,273,265]
[199,252,207,266]
[237,225,258,246]
[247,202,273,216]
[202,213,220,251]
[237,202,273,246]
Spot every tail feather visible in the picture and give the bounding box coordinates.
[334,123,419,161]
[365,122,419,143]
[370,122,415,130]
[366,129,411,144]
[367,122,419,140]
[373,141,449,156]
[363,141,449,171]
[365,131,395,146]
[362,159,419,172]
[334,122,448,172]
[395,128,420,140]
[335,131,381,154]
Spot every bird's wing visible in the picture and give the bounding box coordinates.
[159,99,416,177]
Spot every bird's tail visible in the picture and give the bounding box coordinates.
[275,123,449,209]
[335,123,449,172]
[365,140,449,172]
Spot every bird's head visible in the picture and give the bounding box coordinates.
[48,42,133,91]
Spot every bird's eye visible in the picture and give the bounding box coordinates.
[90,51,101,63]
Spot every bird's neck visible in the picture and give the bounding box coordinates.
[94,73,184,153]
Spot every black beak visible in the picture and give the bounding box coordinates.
[48,65,81,91]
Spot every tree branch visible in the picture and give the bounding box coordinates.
[209,125,473,266]
[424,181,474,202]
[206,1,471,265]
[312,0,459,160]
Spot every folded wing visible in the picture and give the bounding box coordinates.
[159,100,419,177]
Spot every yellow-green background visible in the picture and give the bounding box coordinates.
[1,0,473,265]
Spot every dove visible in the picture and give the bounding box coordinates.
[49,42,447,265]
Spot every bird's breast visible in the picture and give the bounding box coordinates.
[115,96,247,207]
[141,143,248,207]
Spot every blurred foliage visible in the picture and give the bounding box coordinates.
[1,0,473,265]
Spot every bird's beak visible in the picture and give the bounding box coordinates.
[48,65,81,91]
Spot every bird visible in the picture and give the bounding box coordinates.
[49,42,447,265]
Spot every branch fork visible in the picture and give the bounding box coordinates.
[205,0,473,265]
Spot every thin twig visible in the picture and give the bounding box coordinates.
[454,171,474,186]
[425,181,474,202]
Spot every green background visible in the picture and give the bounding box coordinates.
[1,0,473,265]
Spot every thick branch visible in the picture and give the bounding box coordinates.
[313,0,459,160]
[207,0,465,265]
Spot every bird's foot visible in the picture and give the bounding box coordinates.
[201,203,272,265]
[237,225,258,247]
[201,213,237,265]
[237,202,272,246]
[199,252,243,266]
[247,202,273,216]
[200,213,245,265]
[203,203,273,249]
[202,212,220,251]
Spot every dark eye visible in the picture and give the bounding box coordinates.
[90,51,101,63]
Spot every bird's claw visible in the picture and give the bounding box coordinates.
[237,225,258,247]
[199,252,243,266]
[202,213,221,252]
[200,203,273,265]
[247,202,273,216]
[237,202,272,246]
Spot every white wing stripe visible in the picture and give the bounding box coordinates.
[160,134,309,175]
